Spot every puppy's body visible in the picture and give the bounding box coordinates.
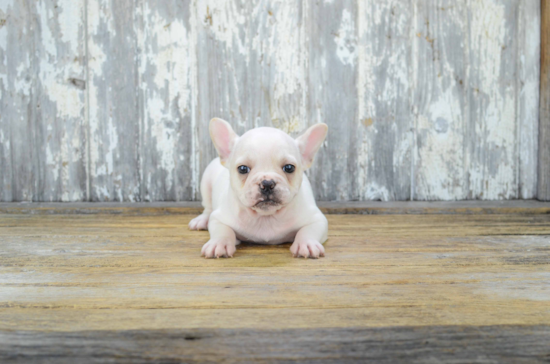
[198,157,326,245]
[190,120,328,259]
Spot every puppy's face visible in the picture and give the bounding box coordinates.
[229,128,302,215]
[210,119,328,216]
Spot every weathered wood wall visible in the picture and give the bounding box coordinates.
[0,0,541,202]
[540,0,550,201]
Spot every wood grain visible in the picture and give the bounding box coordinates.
[519,0,540,199]
[468,0,518,199]
[0,212,549,332]
[540,0,550,201]
[306,0,359,201]
[2,200,550,215]
[0,1,36,201]
[413,1,468,200]
[87,0,141,202]
[1,326,549,363]
[33,0,88,202]
[0,0,543,202]
[0,208,549,360]
[356,0,413,201]
[137,0,195,202]
[194,0,306,182]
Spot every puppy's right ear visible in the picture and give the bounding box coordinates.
[295,123,328,169]
[209,118,239,165]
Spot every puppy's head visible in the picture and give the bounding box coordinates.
[210,118,328,216]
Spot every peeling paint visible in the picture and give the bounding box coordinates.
[258,0,307,131]
[0,0,542,202]
[469,0,515,199]
[517,0,540,199]
[413,1,463,201]
[86,0,108,199]
[357,0,412,201]
[334,9,356,67]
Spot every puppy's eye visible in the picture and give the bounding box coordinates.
[283,164,295,173]
[238,165,250,174]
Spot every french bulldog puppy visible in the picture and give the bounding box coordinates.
[189,118,328,259]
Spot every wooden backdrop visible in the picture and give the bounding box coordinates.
[0,0,541,202]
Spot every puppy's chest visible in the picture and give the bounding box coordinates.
[232,215,298,244]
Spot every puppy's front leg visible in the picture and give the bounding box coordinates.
[201,219,238,258]
[290,215,328,259]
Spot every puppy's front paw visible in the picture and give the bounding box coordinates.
[290,239,325,259]
[201,238,236,258]
[189,214,209,230]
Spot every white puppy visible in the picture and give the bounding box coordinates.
[189,118,329,259]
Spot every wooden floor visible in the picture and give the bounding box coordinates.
[1,203,549,363]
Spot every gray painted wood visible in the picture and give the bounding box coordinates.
[519,0,540,199]
[87,0,141,202]
[2,200,550,215]
[467,0,521,199]
[413,1,469,200]
[0,0,542,202]
[306,0,359,201]
[414,0,541,200]
[540,0,550,201]
[33,0,88,202]
[194,0,306,192]
[0,1,35,202]
[0,326,549,363]
[138,0,195,201]
[356,0,413,201]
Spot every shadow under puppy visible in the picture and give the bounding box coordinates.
[189,118,328,259]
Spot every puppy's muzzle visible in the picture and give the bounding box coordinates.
[260,180,276,195]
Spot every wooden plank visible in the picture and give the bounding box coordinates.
[319,200,550,214]
[414,0,540,200]
[86,0,141,202]
[0,3,14,202]
[413,1,469,200]
[518,0,540,198]
[356,0,413,201]
[194,0,306,184]
[467,0,520,199]
[33,0,88,202]
[540,0,550,200]
[0,1,35,201]
[0,0,544,203]
[138,1,195,202]
[2,200,550,215]
[0,213,549,332]
[0,326,548,363]
[305,0,358,200]
[0,201,205,215]
[0,211,548,361]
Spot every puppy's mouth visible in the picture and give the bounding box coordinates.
[253,198,281,209]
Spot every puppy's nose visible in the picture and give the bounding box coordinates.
[260,180,276,192]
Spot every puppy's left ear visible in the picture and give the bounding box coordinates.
[210,118,239,165]
[295,123,328,169]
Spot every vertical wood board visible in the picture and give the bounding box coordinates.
[87,0,141,202]
[33,0,87,202]
[0,1,35,202]
[539,0,550,201]
[138,0,195,201]
[356,0,413,201]
[413,1,469,200]
[194,0,307,184]
[306,0,359,201]
[0,0,542,202]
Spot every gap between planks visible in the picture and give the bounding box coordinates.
[0,200,550,215]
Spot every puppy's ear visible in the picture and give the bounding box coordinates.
[295,123,328,169]
[209,118,239,165]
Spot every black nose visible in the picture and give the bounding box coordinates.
[260,180,276,193]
